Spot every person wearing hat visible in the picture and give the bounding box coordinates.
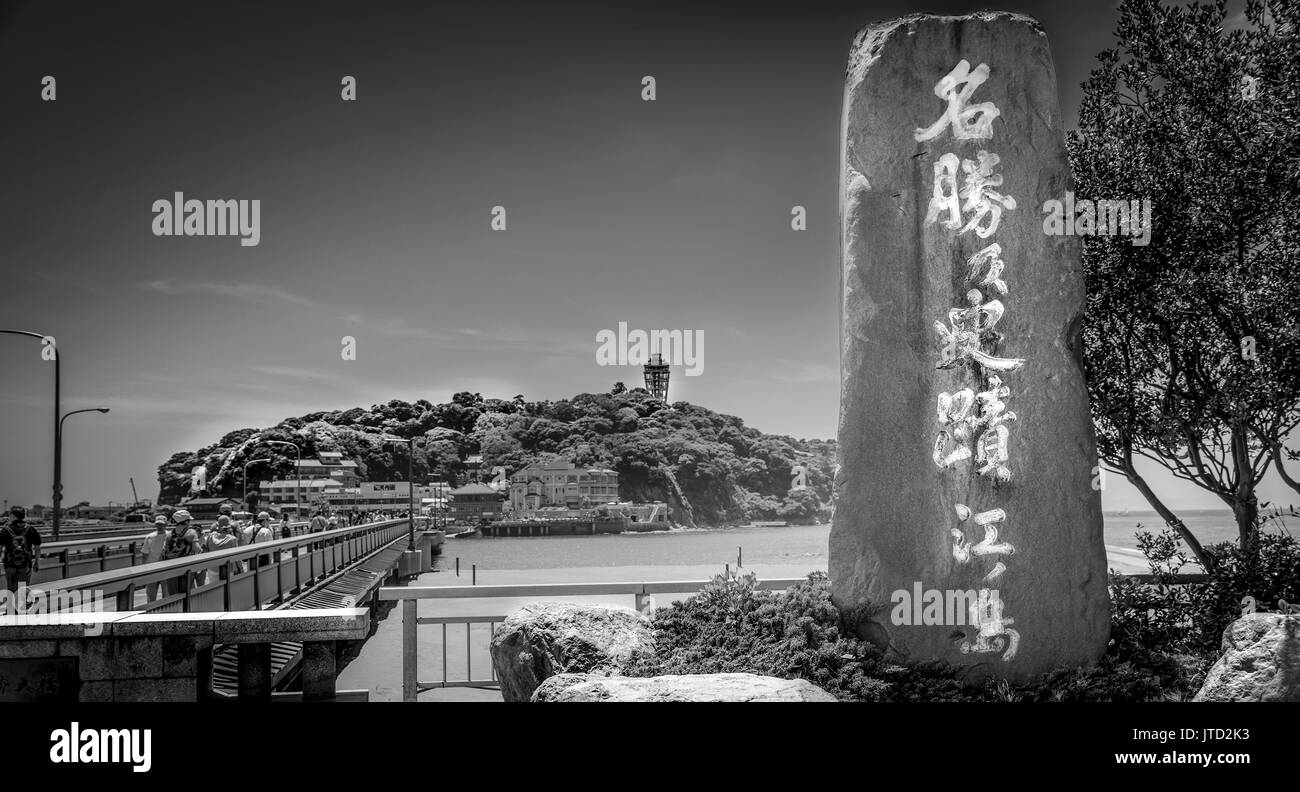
[202,515,238,586]
[162,510,203,596]
[140,514,172,602]
[163,510,201,557]
[250,512,275,568]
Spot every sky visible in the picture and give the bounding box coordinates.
[0,0,1294,514]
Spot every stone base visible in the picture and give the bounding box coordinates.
[532,673,837,702]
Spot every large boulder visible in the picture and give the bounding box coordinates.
[532,673,837,702]
[489,602,653,702]
[832,11,1110,680]
[1194,613,1300,702]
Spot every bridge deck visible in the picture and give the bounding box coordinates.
[210,537,412,694]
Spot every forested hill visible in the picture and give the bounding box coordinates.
[157,386,835,526]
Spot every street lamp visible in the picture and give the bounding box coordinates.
[243,458,271,509]
[380,435,420,551]
[258,440,301,519]
[1,329,60,539]
[59,408,109,524]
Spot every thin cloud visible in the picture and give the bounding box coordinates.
[143,279,317,308]
[248,365,339,380]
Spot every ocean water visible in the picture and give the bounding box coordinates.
[428,510,1274,581]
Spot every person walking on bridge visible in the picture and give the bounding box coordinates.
[1,506,41,597]
[140,515,171,602]
[162,510,202,596]
[163,511,202,559]
[202,515,238,586]
[308,508,329,551]
[251,512,274,568]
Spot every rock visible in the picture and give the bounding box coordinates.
[1194,613,1300,702]
[489,602,654,702]
[531,673,837,702]
[832,11,1110,679]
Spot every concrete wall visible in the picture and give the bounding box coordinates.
[0,608,367,702]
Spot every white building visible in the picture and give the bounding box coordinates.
[507,460,619,512]
[258,479,447,514]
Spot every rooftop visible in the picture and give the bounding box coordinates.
[449,483,501,496]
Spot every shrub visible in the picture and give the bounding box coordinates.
[626,570,898,701]
[629,569,1193,701]
[1110,514,1300,658]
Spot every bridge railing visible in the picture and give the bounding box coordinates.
[378,577,808,701]
[28,523,318,583]
[38,519,415,614]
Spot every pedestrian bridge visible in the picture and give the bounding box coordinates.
[0,518,438,701]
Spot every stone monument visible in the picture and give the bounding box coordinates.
[832,11,1110,679]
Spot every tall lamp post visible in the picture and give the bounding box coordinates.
[243,458,271,510]
[381,435,420,551]
[1,329,60,539]
[259,440,301,519]
[58,407,108,530]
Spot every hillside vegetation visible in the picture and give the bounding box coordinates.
[158,386,835,526]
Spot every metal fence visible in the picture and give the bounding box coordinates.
[379,577,808,701]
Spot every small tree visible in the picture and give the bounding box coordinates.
[1071,0,1300,564]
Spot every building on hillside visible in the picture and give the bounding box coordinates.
[258,479,342,513]
[288,452,361,488]
[257,452,363,514]
[322,481,446,513]
[258,478,447,515]
[507,460,619,512]
[447,482,504,522]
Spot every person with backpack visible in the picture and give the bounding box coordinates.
[163,510,202,559]
[162,509,202,595]
[1,506,41,594]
